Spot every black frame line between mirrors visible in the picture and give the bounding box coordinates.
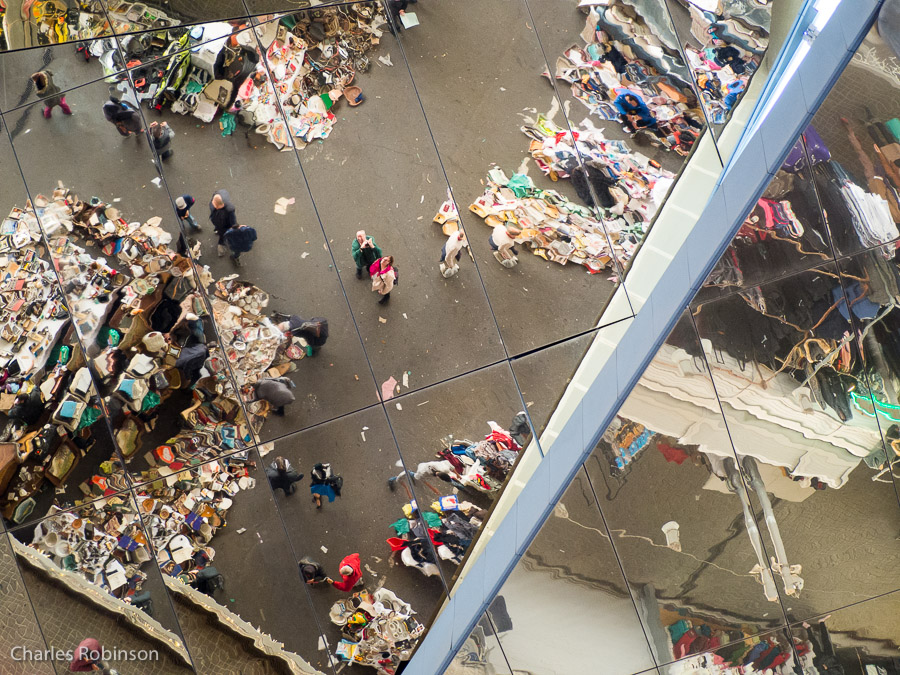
[831,252,900,511]
[525,0,722,296]
[784,589,900,675]
[0,529,59,675]
[690,260,900,627]
[101,0,251,44]
[0,28,121,116]
[6,487,200,673]
[269,406,450,674]
[659,0,771,144]
[107,26,303,454]
[0,16,284,117]
[129,444,341,675]
[446,610,515,675]
[248,4,511,399]
[381,359,542,598]
[0,121,151,530]
[475,465,659,675]
[0,0,116,56]
[0,81,268,519]
[692,135,840,308]
[582,311,791,667]
[654,626,800,675]
[105,13,386,441]
[385,0,637,345]
[0,124,138,530]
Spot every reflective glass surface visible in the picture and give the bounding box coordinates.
[0,1,889,674]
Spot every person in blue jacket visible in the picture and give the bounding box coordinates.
[613,91,659,135]
[223,223,257,267]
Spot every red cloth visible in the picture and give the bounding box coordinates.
[332,553,362,592]
[658,442,689,464]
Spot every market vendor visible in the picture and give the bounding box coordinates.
[253,377,296,417]
[1,388,45,442]
[326,552,362,591]
[613,91,661,136]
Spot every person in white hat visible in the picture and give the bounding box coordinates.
[175,194,201,232]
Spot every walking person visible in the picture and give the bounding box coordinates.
[149,121,175,160]
[325,552,362,591]
[102,96,142,137]
[309,462,342,508]
[223,223,257,267]
[266,456,304,496]
[175,194,201,231]
[209,190,237,257]
[439,229,467,277]
[253,376,295,416]
[69,637,117,673]
[351,230,382,279]
[369,255,398,305]
[31,70,72,118]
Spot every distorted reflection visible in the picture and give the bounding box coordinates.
[808,21,900,258]
[560,3,703,157]
[9,496,195,672]
[0,1,111,51]
[132,452,328,674]
[656,629,800,675]
[699,139,833,301]
[675,0,770,127]
[482,468,656,675]
[446,613,512,675]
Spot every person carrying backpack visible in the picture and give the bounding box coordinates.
[310,462,342,509]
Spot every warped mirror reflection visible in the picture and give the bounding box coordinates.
[7,491,197,673]
[479,466,657,675]
[0,531,55,675]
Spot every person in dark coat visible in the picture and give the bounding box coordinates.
[102,97,142,137]
[223,223,257,267]
[254,376,296,416]
[266,456,304,495]
[175,343,209,386]
[32,70,71,117]
[277,315,329,354]
[209,190,237,257]
[149,121,175,160]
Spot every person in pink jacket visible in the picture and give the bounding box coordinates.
[327,552,362,591]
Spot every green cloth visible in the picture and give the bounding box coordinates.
[141,391,161,412]
[77,406,102,429]
[321,93,334,111]
[422,511,442,528]
[389,511,442,535]
[185,80,204,94]
[885,118,900,144]
[219,112,236,137]
[507,173,534,198]
[97,326,120,348]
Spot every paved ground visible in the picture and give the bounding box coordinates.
[8,3,889,675]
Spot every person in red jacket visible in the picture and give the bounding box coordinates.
[326,553,362,591]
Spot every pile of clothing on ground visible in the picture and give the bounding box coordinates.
[0,186,305,533]
[595,416,657,473]
[523,114,674,249]
[96,5,384,150]
[469,168,625,273]
[554,2,704,154]
[666,617,807,674]
[330,588,424,674]
[387,495,487,576]
[682,1,769,123]
[29,503,151,600]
